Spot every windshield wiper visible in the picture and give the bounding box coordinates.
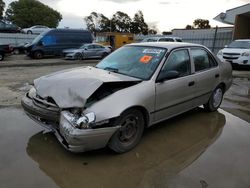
[104,67,119,73]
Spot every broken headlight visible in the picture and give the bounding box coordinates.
[61,111,96,129]
[28,86,37,98]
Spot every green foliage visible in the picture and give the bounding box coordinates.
[0,0,5,19]
[162,31,172,35]
[130,11,148,35]
[193,19,211,29]
[111,11,132,32]
[84,12,110,33]
[5,0,62,28]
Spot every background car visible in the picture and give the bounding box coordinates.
[25,29,93,59]
[0,44,13,61]
[141,36,182,42]
[217,39,250,67]
[0,20,21,33]
[22,25,50,34]
[63,43,112,60]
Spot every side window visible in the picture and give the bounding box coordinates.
[162,49,190,77]
[159,38,174,42]
[191,48,212,72]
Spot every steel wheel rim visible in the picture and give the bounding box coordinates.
[118,115,138,144]
[213,88,223,108]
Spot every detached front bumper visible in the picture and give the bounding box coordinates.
[21,94,119,153]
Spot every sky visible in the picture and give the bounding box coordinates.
[4,0,250,32]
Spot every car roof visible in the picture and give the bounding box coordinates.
[128,42,203,50]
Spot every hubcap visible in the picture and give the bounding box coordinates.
[119,115,138,143]
[213,88,223,108]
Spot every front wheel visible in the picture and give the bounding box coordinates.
[0,53,4,61]
[74,53,83,60]
[204,86,224,112]
[108,109,145,153]
[33,51,43,59]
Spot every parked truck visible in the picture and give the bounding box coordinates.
[95,32,134,50]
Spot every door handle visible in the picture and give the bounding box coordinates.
[188,81,195,86]
[215,74,220,78]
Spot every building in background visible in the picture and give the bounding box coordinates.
[214,3,250,40]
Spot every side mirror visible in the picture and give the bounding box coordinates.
[157,70,180,82]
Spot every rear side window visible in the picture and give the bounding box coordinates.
[162,49,190,77]
[191,48,217,72]
[159,38,175,42]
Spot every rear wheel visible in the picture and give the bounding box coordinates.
[74,53,83,60]
[102,52,108,59]
[108,109,145,153]
[33,51,43,59]
[204,85,224,112]
[0,53,4,61]
[27,30,32,34]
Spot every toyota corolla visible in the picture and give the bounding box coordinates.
[21,42,232,153]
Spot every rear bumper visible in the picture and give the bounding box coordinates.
[22,95,119,152]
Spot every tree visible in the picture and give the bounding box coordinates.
[111,11,132,32]
[185,25,193,29]
[130,11,148,35]
[193,19,211,29]
[162,31,172,35]
[0,0,5,19]
[148,28,157,35]
[84,12,110,33]
[5,0,62,28]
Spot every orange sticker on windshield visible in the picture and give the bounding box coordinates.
[140,55,153,64]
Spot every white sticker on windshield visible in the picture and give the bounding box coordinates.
[143,49,163,54]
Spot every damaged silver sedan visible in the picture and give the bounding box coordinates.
[21,42,232,153]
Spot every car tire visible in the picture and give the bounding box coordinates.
[13,48,19,55]
[74,53,83,60]
[33,51,43,59]
[108,109,145,153]
[0,53,4,61]
[102,52,108,59]
[27,30,32,34]
[204,85,224,112]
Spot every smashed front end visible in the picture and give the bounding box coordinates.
[21,67,140,152]
[21,85,121,152]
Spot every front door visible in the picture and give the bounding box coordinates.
[154,49,196,123]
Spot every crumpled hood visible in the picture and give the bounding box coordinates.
[34,66,140,108]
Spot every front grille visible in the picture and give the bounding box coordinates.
[223,53,240,60]
[223,53,240,56]
[223,56,239,60]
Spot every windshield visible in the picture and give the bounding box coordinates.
[80,44,88,49]
[32,34,44,44]
[96,46,167,80]
[31,30,51,44]
[227,41,250,49]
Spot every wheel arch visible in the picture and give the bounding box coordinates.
[120,105,150,129]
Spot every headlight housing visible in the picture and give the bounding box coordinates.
[61,111,96,129]
[217,50,223,56]
[28,86,37,98]
[242,52,250,56]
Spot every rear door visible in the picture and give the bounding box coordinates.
[154,48,196,123]
[190,48,220,107]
